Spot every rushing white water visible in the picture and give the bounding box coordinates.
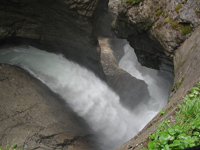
[0,44,173,149]
[119,43,173,111]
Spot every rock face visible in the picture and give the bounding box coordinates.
[98,37,150,110]
[0,0,108,80]
[115,24,200,150]
[0,65,99,150]
[0,0,108,149]
[112,0,200,70]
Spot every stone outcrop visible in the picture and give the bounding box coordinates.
[112,0,200,70]
[98,37,150,110]
[112,0,200,53]
[0,0,108,80]
[0,64,99,150]
[0,0,108,149]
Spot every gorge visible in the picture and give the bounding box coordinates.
[0,0,200,150]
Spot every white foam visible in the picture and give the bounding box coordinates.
[0,44,173,149]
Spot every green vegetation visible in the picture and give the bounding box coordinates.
[0,139,24,150]
[182,25,192,35]
[165,17,170,23]
[160,111,165,115]
[172,76,185,92]
[170,21,192,35]
[126,0,142,5]
[143,82,200,150]
[170,21,183,31]
[175,4,182,13]
[163,12,168,18]
[160,111,166,115]
[156,9,163,16]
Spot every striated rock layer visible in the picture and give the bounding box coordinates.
[0,0,108,80]
[112,0,200,71]
[0,0,108,149]
[115,21,200,150]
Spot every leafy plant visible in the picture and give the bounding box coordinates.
[144,82,200,150]
[160,111,166,115]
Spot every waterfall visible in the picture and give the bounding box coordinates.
[0,45,173,149]
[119,43,173,112]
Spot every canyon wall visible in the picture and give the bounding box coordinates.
[0,0,109,80]
[112,0,200,72]
[0,0,107,149]
[112,0,200,149]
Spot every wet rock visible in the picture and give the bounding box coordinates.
[111,0,200,70]
[98,37,150,110]
[0,0,107,80]
[0,64,99,150]
[113,0,200,53]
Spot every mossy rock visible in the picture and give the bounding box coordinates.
[182,25,192,35]
[165,17,170,23]
[156,9,163,16]
[175,3,182,13]
[126,0,142,5]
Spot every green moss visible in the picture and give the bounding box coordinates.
[170,21,183,31]
[175,3,182,13]
[182,25,192,35]
[162,12,168,18]
[170,20,192,35]
[126,0,142,5]
[156,9,163,16]
[172,76,185,92]
[165,17,170,23]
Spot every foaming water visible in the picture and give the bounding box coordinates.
[119,43,173,111]
[0,46,140,149]
[0,45,173,149]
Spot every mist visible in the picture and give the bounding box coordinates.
[0,44,173,149]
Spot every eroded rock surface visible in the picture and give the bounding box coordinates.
[112,0,200,53]
[111,0,199,71]
[0,0,108,80]
[115,23,200,150]
[98,37,150,110]
[0,64,99,150]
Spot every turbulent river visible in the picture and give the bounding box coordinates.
[0,42,173,149]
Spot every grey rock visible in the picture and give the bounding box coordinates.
[0,65,99,150]
[112,0,200,56]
